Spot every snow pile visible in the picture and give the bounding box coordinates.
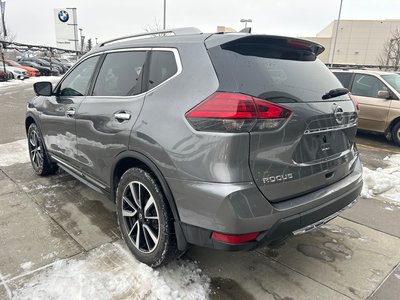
[0,76,60,89]
[12,242,210,300]
[362,154,400,203]
[0,139,30,167]
[19,262,33,271]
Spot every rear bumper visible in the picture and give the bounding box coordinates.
[182,198,358,251]
[169,156,363,250]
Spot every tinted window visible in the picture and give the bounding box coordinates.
[351,74,387,98]
[334,72,353,89]
[59,56,99,96]
[148,51,177,90]
[208,39,344,103]
[93,51,147,96]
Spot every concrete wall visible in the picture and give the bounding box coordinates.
[303,19,400,65]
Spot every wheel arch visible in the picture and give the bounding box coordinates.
[386,116,400,136]
[25,115,36,133]
[111,151,181,222]
[111,151,188,251]
[25,114,55,165]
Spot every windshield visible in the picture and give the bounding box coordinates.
[382,74,400,93]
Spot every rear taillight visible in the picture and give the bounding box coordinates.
[349,92,360,111]
[185,92,292,132]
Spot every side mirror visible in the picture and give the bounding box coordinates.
[33,81,53,96]
[377,90,390,99]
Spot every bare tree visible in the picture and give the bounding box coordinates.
[378,28,400,71]
[86,38,93,51]
[143,19,167,36]
[0,27,16,42]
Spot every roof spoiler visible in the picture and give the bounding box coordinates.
[239,27,252,33]
[205,34,325,56]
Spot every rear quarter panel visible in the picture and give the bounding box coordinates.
[129,43,253,183]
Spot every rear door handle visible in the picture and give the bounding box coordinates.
[114,112,131,121]
[66,107,76,118]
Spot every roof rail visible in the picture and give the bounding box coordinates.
[99,27,202,47]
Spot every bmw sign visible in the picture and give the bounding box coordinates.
[58,10,69,23]
[54,8,78,51]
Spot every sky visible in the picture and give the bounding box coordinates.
[3,0,400,46]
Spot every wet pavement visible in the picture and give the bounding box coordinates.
[1,81,400,299]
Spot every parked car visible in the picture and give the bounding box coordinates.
[26,28,363,267]
[38,57,69,73]
[18,61,59,76]
[19,58,63,74]
[1,60,40,77]
[5,66,28,80]
[333,69,400,146]
[57,57,74,68]
[0,69,7,81]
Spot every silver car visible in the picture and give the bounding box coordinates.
[26,28,363,267]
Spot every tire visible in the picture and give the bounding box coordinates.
[27,123,58,176]
[116,168,177,267]
[392,122,400,146]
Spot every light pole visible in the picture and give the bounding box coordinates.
[330,0,343,68]
[163,0,166,30]
[240,18,252,28]
[79,28,85,52]
[0,0,6,38]
[0,0,7,80]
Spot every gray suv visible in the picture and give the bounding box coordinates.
[26,28,363,267]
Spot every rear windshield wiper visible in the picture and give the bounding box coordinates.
[322,88,349,100]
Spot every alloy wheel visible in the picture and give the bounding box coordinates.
[29,130,43,170]
[122,181,160,253]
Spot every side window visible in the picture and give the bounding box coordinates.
[148,51,178,90]
[58,56,99,96]
[93,51,147,96]
[351,74,388,98]
[334,72,352,89]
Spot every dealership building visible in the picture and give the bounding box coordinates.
[302,19,400,66]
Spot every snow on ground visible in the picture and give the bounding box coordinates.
[362,154,400,204]
[0,139,30,167]
[0,76,61,90]
[0,140,211,299]
[19,262,33,271]
[12,242,210,300]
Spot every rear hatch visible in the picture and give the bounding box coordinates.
[206,35,359,203]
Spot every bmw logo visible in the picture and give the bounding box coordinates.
[58,10,69,23]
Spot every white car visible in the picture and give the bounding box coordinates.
[5,66,29,80]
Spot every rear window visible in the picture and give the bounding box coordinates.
[208,37,345,103]
[147,51,177,90]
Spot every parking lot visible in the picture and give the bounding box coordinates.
[1,78,400,299]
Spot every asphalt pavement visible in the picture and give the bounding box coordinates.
[0,79,399,299]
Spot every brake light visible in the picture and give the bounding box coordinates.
[185,92,292,132]
[287,40,311,49]
[211,231,260,244]
[348,92,360,111]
